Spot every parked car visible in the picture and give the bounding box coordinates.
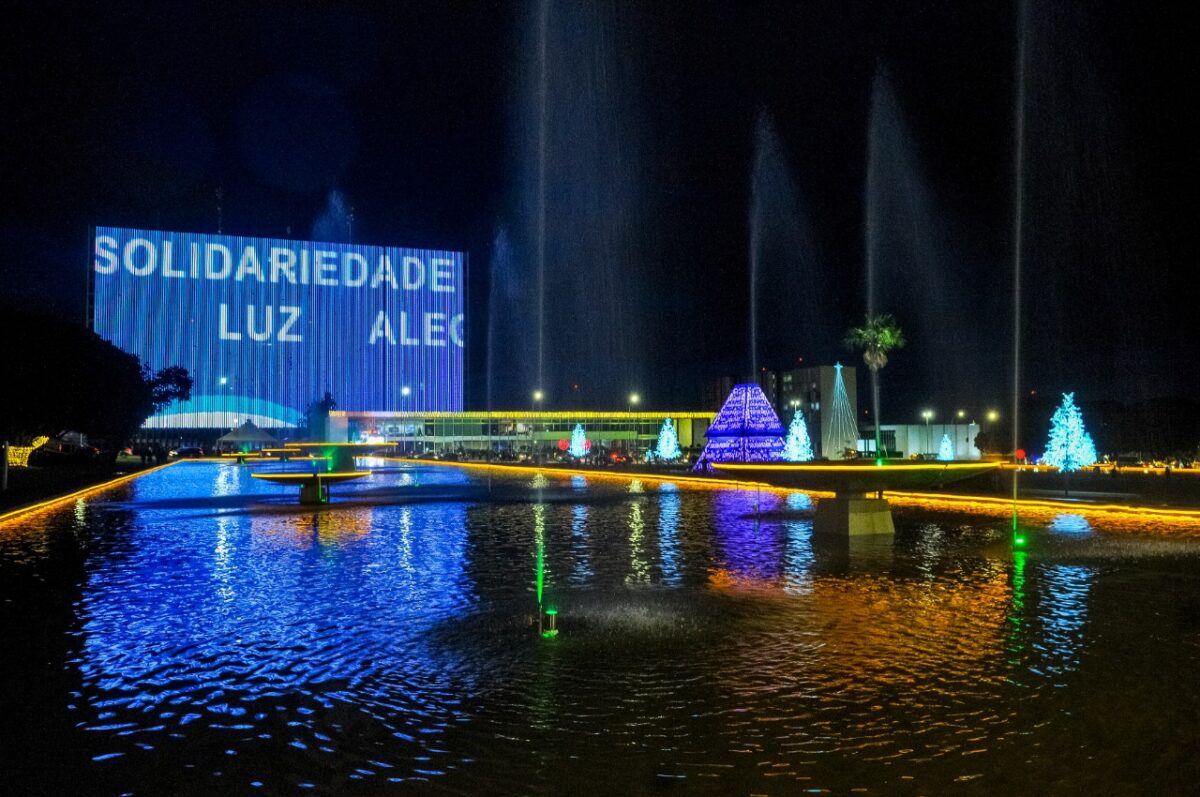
[172,446,205,458]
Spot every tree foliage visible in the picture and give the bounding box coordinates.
[1043,392,1097,471]
[845,313,905,457]
[0,306,191,447]
[844,313,906,372]
[654,418,682,461]
[782,408,814,462]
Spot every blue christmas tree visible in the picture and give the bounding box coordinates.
[782,409,814,462]
[568,423,589,459]
[655,418,682,461]
[937,433,954,461]
[1043,392,1097,472]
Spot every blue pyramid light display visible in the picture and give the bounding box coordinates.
[697,384,785,465]
[937,433,954,461]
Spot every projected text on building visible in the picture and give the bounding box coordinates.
[92,227,465,427]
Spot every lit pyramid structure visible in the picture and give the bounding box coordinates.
[697,383,786,465]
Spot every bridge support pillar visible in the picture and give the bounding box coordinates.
[814,494,894,537]
[299,481,329,505]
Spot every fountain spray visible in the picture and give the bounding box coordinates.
[1011,0,1028,546]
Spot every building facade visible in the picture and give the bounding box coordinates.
[327,410,715,459]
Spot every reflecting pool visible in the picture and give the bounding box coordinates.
[3,462,1199,794]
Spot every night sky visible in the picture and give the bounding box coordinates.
[2,1,1194,415]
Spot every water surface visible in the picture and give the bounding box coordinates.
[2,462,1198,794]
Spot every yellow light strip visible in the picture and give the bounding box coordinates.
[715,462,999,473]
[0,460,179,526]
[376,457,788,492]
[378,459,1200,524]
[251,471,372,481]
[286,442,398,448]
[888,489,1200,521]
[331,410,716,421]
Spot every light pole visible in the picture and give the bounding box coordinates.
[921,409,934,457]
[957,409,966,459]
[219,376,229,443]
[531,390,544,462]
[986,409,1000,455]
[628,392,640,455]
[400,386,411,453]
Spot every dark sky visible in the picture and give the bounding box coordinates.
[2,1,1194,415]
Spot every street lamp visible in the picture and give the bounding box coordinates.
[921,409,934,457]
[219,376,229,435]
[986,409,1000,454]
[401,385,411,397]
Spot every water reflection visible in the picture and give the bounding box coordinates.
[626,500,649,585]
[710,488,786,587]
[785,491,813,511]
[1049,513,1093,534]
[569,503,591,585]
[1037,564,1094,678]
[2,462,1197,794]
[657,484,681,586]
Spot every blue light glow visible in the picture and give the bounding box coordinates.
[937,433,954,461]
[697,384,785,464]
[827,363,859,459]
[782,408,814,462]
[568,423,589,458]
[654,418,682,461]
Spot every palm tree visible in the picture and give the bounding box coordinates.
[845,314,906,459]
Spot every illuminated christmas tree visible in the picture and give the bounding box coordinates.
[568,423,589,459]
[655,418,682,461]
[782,409,814,462]
[827,363,860,459]
[937,433,954,461]
[1042,392,1097,472]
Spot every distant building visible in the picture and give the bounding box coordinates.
[701,376,736,411]
[874,422,982,460]
[778,365,858,459]
[328,409,715,458]
[755,369,780,408]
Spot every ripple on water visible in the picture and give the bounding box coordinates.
[2,461,1199,793]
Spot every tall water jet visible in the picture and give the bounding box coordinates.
[748,111,826,376]
[311,190,351,242]
[1011,0,1028,539]
[500,0,646,407]
[535,0,548,393]
[864,66,973,398]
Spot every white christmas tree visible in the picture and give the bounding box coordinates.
[654,418,682,461]
[782,409,814,462]
[568,423,589,459]
[1043,392,1098,472]
[937,433,954,461]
